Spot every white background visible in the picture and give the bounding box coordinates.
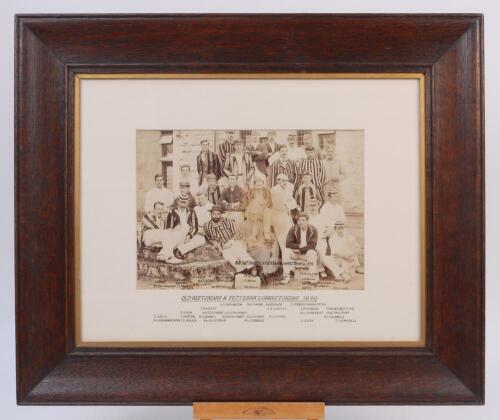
[80,78,421,344]
[0,1,497,420]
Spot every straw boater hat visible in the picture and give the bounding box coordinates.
[334,220,345,227]
[179,180,191,187]
[276,173,289,182]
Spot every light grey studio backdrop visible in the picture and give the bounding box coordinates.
[0,1,498,419]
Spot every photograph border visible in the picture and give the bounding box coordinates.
[74,73,426,348]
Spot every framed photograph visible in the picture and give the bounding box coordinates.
[15,14,484,404]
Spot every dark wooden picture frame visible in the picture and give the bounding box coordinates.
[15,14,484,405]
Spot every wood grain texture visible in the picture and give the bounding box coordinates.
[15,14,484,405]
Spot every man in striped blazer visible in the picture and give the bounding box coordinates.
[223,139,255,189]
[296,146,326,198]
[204,205,257,276]
[216,130,237,178]
[159,196,206,263]
[267,145,299,188]
[196,139,219,187]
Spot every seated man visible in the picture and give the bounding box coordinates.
[218,174,247,227]
[295,171,323,216]
[200,173,222,205]
[159,196,205,263]
[194,191,213,236]
[140,201,171,260]
[204,205,260,279]
[320,220,361,282]
[282,212,319,285]
[172,180,197,209]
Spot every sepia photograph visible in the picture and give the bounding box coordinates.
[136,129,364,290]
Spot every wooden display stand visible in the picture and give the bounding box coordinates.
[193,403,324,420]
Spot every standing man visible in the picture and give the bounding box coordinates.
[301,132,323,159]
[267,145,298,188]
[218,174,247,226]
[264,174,297,264]
[216,130,237,178]
[161,196,206,263]
[204,205,258,277]
[286,133,306,161]
[324,144,346,187]
[296,146,326,196]
[266,131,280,166]
[223,139,255,188]
[282,212,319,284]
[144,174,174,213]
[196,139,219,188]
[247,136,269,181]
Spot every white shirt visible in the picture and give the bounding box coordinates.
[299,228,308,248]
[144,187,174,212]
[194,202,213,227]
[177,208,189,229]
[330,232,357,259]
[270,182,297,213]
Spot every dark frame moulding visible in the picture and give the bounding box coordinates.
[15,14,484,405]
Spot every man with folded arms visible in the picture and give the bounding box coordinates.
[282,212,319,285]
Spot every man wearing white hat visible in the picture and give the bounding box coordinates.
[264,173,298,267]
[320,220,361,282]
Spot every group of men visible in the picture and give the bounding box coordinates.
[139,130,363,285]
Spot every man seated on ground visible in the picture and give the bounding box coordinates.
[218,174,247,227]
[282,212,319,285]
[320,220,362,282]
[159,195,205,264]
[140,201,171,260]
[204,205,262,281]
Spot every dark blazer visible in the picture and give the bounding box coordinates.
[247,143,269,174]
[166,207,199,239]
[286,224,318,254]
[218,186,247,211]
[196,151,219,186]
